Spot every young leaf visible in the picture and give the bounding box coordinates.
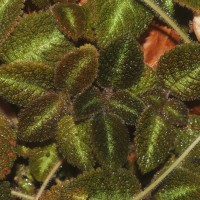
[18,93,66,142]
[0,11,75,67]
[73,87,103,120]
[29,144,59,182]
[0,0,24,44]
[0,113,16,180]
[108,91,145,125]
[92,114,129,168]
[174,0,200,12]
[56,116,94,171]
[51,3,86,41]
[97,36,144,89]
[83,0,153,47]
[0,62,54,107]
[62,168,141,200]
[0,181,11,200]
[55,44,99,97]
[157,43,200,101]
[135,107,176,174]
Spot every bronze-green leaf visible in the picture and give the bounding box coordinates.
[135,107,176,174]
[97,36,144,89]
[56,116,94,171]
[55,44,99,97]
[0,62,54,107]
[157,43,200,101]
[29,144,59,182]
[0,0,24,44]
[51,3,86,41]
[0,11,75,67]
[0,181,11,200]
[18,93,66,142]
[92,114,129,168]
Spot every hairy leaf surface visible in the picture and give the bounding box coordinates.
[135,107,175,173]
[56,116,94,171]
[0,0,24,44]
[174,0,200,12]
[157,43,200,101]
[55,44,99,96]
[0,62,54,107]
[92,114,129,168]
[0,11,75,66]
[98,36,144,89]
[18,93,66,142]
[62,168,141,200]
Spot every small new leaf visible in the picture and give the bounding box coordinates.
[0,62,54,107]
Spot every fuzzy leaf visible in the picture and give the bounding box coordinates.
[0,11,75,66]
[73,87,102,120]
[92,114,129,168]
[108,91,145,125]
[157,43,200,101]
[52,3,86,41]
[0,181,11,200]
[0,62,54,107]
[0,0,24,44]
[174,0,200,12]
[55,44,99,96]
[56,115,94,171]
[98,36,144,89]
[84,0,153,47]
[153,168,200,200]
[18,93,66,142]
[29,144,59,182]
[0,113,16,180]
[135,107,176,173]
[62,168,141,200]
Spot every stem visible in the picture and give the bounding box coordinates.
[141,0,191,43]
[133,134,200,200]
[11,190,35,200]
[35,160,62,200]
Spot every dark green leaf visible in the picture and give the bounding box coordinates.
[0,181,11,200]
[51,3,86,41]
[135,107,176,173]
[18,93,66,142]
[157,43,200,101]
[97,36,144,89]
[55,44,99,96]
[32,0,51,8]
[0,11,75,67]
[29,144,59,182]
[56,115,94,171]
[0,62,54,107]
[92,114,129,168]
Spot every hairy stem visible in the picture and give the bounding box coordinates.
[35,160,62,200]
[133,134,200,200]
[141,0,191,43]
[11,190,35,200]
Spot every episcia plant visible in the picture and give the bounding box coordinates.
[0,0,199,199]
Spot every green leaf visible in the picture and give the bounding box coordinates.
[92,114,129,168]
[32,0,51,8]
[174,0,200,12]
[154,0,174,16]
[56,115,94,171]
[107,91,145,125]
[0,11,75,67]
[62,168,141,200]
[0,181,11,200]
[135,107,176,173]
[97,36,144,89]
[55,44,99,96]
[51,3,86,41]
[84,0,153,47]
[0,112,16,180]
[29,144,59,182]
[153,168,200,200]
[0,62,54,107]
[18,93,66,142]
[157,43,200,101]
[0,0,24,44]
